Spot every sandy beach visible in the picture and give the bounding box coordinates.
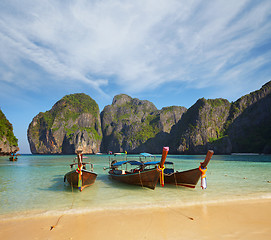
[0,199,270,240]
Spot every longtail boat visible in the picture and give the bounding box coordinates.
[64,150,97,191]
[108,147,169,190]
[145,150,214,189]
[9,151,18,161]
[139,152,156,161]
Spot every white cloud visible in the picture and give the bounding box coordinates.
[0,0,270,97]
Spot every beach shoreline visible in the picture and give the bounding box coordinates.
[1,198,270,240]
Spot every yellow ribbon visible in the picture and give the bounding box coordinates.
[199,166,207,189]
[77,165,83,191]
[199,166,207,177]
[158,165,165,187]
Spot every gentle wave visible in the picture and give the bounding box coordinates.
[1,193,271,221]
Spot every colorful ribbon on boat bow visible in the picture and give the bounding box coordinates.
[158,165,165,187]
[76,165,83,191]
[199,165,207,189]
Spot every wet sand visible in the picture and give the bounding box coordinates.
[0,199,270,240]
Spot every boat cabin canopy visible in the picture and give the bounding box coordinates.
[112,160,143,167]
[140,153,154,157]
[144,161,173,165]
[144,161,174,174]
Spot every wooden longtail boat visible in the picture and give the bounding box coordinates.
[145,150,214,189]
[64,150,97,191]
[108,147,169,190]
[9,151,18,161]
[9,155,18,161]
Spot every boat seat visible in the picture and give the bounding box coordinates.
[164,168,174,174]
[113,170,123,175]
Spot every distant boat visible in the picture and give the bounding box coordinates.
[144,150,214,189]
[108,147,169,190]
[9,152,18,161]
[113,151,127,156]
[64,150,97,191]
[139,152,156,161]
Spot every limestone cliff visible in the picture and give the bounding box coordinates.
[132,106,187,153]
[0,109,19,155]
[170,98,231,154]
[27,93,102,154]
[170,81,271,154]
[100,94,186,153]
[27,80,271,155]
[226,81,271,153]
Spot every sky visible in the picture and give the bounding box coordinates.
[0,0,271,154]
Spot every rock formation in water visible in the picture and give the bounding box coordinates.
[0,109,19,155]
[27,93,102,154]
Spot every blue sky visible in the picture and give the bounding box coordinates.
[0,0,271,154]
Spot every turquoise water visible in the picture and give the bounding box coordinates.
[0,154,270,218]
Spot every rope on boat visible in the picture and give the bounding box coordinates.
[173,172,178,188]
[70,182,76,209]
[50,215,63,231]
[167,206,194,221]
[50,180,76,230]
[139,171,144,188]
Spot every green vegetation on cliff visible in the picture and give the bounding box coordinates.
[30,93,100,139]
[28,93,102,154]
[0,109,18,146]
[65,125,102,141]
[131,114,160,143]
[42,93,99,129]
[62,93,99,116]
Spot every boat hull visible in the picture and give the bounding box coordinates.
[64,169,97,191]
[164,168,201,188]
[9,157,18,161]
[109,168,160,190]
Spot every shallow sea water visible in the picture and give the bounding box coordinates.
[0,154,270,218]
